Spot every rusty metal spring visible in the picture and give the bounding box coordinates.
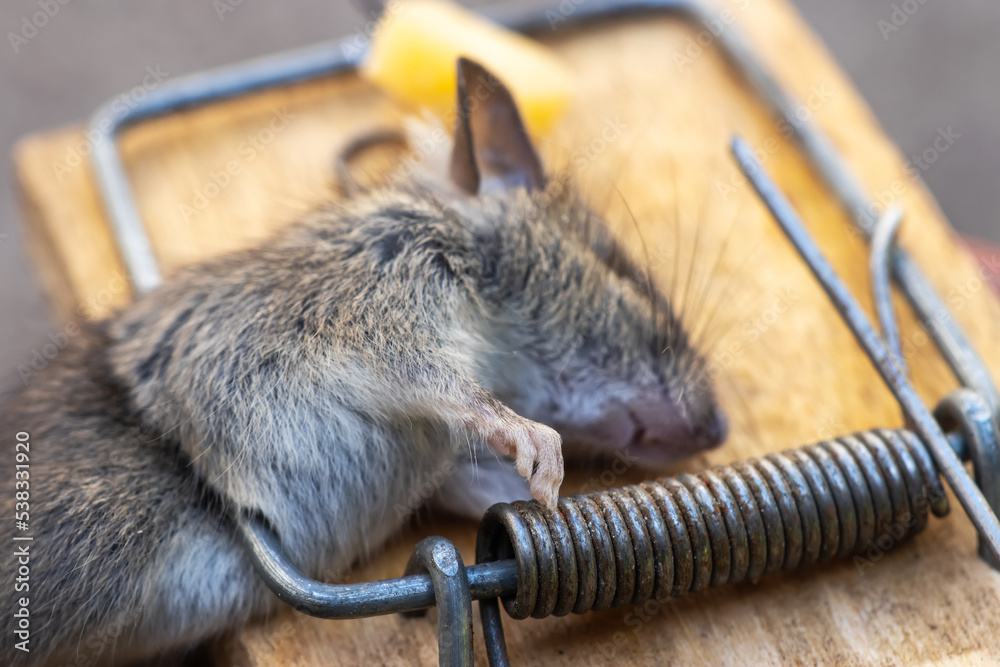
[477,428,950,621]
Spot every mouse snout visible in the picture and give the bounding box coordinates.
[687,404,728,451]
[552,393,727,467]
[624,394,728,465]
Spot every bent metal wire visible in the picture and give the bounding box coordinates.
[85,1,1000,665]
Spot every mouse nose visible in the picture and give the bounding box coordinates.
[694,408,728,450]
[627,396,727,458]
[551,396,727,466]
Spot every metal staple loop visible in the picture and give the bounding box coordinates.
[403,537,475,666]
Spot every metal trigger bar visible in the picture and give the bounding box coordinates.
[731,135,1000,565]
[870,204,906,373]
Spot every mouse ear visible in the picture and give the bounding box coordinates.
[449,57,546,195]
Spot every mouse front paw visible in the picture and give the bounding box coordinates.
[479,414,564,511]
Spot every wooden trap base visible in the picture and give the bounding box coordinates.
[13,0,1000,664]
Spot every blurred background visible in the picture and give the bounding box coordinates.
[1,0,998,391]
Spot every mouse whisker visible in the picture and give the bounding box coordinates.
[684,191,744,343]
[685,215,768,349]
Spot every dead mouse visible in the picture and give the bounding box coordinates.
[0,58,726,665]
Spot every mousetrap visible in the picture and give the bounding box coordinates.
[13,0,1000,664]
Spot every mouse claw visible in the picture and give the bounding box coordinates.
[485,417,563,511]
[525,426,563,511]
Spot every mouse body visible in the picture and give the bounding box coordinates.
[1,59,725,665]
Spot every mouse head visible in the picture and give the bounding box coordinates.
[449,58,727,467]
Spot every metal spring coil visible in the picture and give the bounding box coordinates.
[477,428,950,620]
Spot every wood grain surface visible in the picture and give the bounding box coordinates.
[12,0,1000,664]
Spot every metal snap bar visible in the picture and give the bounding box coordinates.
[870,204,906,372]
[235,513,517,620]
[731,135,1000,565]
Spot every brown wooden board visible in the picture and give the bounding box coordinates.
[12,0,1000,664]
